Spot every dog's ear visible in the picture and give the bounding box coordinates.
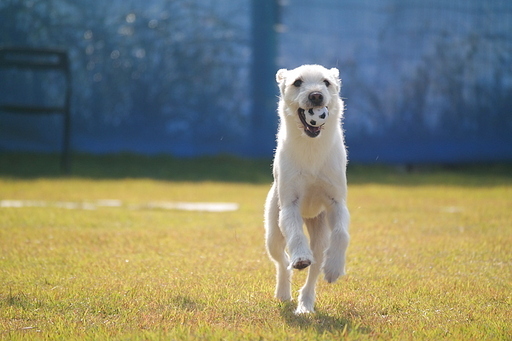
[329,68,339,78]
[276,69,288,84]
[329,67,342,90]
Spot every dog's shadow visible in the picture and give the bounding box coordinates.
[279,301,370,336]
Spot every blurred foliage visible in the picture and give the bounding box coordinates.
[1,152,511,188]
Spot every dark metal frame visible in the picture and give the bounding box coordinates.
[0,47,72,173]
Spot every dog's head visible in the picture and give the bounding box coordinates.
[276,65,341,138]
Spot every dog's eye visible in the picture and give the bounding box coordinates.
[293,79,303,87]
[323,80,330,87]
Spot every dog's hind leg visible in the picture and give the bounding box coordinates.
[324,199,350,283]
[296,213,329,314]
[265,184,292,301]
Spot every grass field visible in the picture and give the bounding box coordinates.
[1,153,511,340]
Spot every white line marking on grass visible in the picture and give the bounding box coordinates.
[0,200,46,208]
[145,201,239,212]
[442,206,464,213]
[0,200,239,212]
[96,199,123,207]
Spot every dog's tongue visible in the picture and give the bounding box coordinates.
[298,108,322,137]
[306,125,321,135]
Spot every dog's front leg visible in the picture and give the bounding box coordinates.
[279,202,314,270]
[324,199,350,283]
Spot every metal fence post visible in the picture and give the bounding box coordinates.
[250,0,279,157]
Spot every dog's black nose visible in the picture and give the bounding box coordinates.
[308,92,323,105]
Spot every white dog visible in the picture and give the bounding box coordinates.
[264,64,350,314]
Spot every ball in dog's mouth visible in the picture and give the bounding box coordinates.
[298,107,329,138]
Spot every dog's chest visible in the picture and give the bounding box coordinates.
[299,178,333,218]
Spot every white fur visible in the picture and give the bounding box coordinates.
[264,64,350,314]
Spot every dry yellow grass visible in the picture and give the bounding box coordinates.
[0,155,510,340]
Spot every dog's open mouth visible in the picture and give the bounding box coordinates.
[298,108,323,138]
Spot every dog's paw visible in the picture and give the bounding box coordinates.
[323,260,345,283]
[290,257,312,270]
[295,289,315,314]
[295,301,315,314]
[323,252,346,283]
[324,269,343,283]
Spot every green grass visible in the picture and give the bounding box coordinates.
[0,153,511,340]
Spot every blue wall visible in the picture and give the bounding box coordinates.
[1,0,511,163]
